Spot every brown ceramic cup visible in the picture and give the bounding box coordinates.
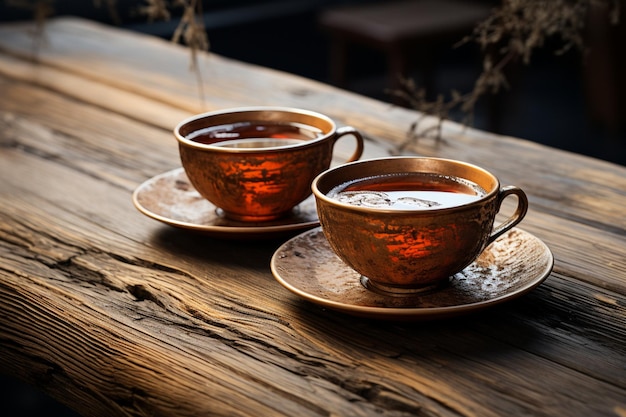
[312,156,528,295]
[175,107,364,221]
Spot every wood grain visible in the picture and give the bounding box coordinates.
[0,18,625,417]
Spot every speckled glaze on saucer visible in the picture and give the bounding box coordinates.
[132,168,319,239]
[270,227,553,320]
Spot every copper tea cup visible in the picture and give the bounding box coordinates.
[175,107,364,221]
[312,157,528,295]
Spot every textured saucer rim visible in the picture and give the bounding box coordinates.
[270,227,553,320]
[132,168,319,238]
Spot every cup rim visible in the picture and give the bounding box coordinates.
[174,106,336,152]
[311,156,501,214]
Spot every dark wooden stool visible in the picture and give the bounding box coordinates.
[319,0,492,99]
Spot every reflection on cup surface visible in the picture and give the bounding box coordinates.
[186,120,323,146]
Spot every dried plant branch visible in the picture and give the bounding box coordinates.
[4,0,210,106]
[137,0,171,22]
[139,0,210,105]
[395,0,621,152]
[5,0,54,53]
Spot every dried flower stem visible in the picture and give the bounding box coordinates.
[395,0,621,151]
[169,0,209,106]
[5,0,54,54]
[4,0,210,105]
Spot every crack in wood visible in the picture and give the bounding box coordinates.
[126,284,166,309]
[49,254,125,293]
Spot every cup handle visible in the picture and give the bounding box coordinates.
[487,185,529,245]
[333,126,365,162]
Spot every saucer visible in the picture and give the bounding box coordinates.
[132,168,319,239]
[270,227,553,320]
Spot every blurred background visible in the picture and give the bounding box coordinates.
[0,0,624,415]
[1,0,625,165]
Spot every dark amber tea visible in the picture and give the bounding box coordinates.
[186,121,324,148]
[176,107,364,221]
[328,173,486,210]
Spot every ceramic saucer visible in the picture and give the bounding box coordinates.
[270,227,553,320]
[132,168,319,239]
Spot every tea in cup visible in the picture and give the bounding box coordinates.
[312,157,528,295]
[175,107,364,221]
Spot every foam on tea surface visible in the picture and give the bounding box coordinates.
[328,173,486,210]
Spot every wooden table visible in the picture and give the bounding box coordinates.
[1,17,625,417]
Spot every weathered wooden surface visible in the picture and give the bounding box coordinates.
[0,18,624,417]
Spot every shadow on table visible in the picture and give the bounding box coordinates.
[0,374,81,417]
